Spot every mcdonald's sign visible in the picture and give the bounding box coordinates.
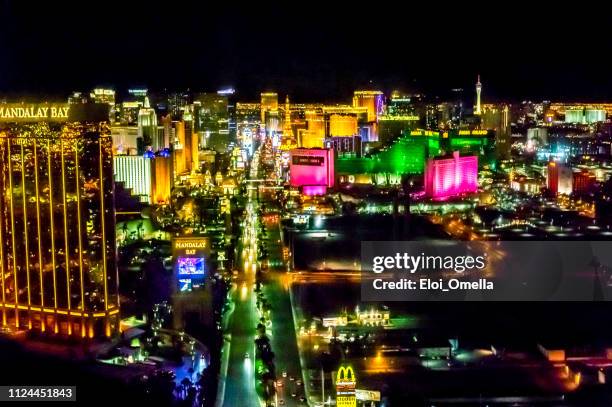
[336,365,356,394]
[336,366,357,407]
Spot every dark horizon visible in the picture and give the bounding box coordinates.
[1,2,612,103]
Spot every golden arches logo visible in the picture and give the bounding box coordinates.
[336,366,356,383]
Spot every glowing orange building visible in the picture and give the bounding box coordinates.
[152,155,173,204]
[300,110,325,148]
[352,90,384,122]
[173,119,197,175]
[329,114,358,137]
[260,92,279,123]
[0,103,119,338]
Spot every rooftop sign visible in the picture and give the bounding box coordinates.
[0,104,70,122]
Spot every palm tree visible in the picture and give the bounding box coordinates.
[136,221,144,239]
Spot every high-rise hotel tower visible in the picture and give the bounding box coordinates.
[0,102,119,338]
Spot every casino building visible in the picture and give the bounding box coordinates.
[424,151,478,200]
[0,102,119,338]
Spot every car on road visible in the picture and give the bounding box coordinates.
[299,396,306,402]
[276,379,283,387]
[155,369,176,381]
[296,380,302,386]
[244,352,249,359]
[289,376,295,381]
[278,400,285,405]
[282,371,287,377]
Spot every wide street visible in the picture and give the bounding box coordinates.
[222,274,258,407]
[260,210,307,406]
[222,140,308,407]
[222,166,260,407]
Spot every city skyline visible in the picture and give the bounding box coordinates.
[2,3,612,406]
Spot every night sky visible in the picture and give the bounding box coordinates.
[1,1,611,102]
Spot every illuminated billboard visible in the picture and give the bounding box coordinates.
[289,148,335,194]
[0,103,110,123]
[177,257,206,276]
[0,104,69,122]
[172,237,210,291]
[336,365,357,407]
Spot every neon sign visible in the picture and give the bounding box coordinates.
[336,365,357,407]
[172,237,210,291]
[0,104,70,122]
[174,240,208,249]
[410,130,439,136]
[458,129,488,136]
[336,366,356,391]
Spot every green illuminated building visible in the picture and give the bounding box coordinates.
[445,130,495,168]
[336,131,440,175]
[336,129,496,178]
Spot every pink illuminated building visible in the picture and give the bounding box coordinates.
[424,151,478,200]
[289,148,335,195]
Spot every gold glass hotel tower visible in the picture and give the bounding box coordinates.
[0,103,119,338]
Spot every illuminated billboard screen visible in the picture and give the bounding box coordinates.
[172,237,210,291]
[292,155,325,166]
[178,279,193,292]
[289,148,335,189]
[177,257,206,276]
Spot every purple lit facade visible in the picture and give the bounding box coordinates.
[424,151,478,200]
[302,185,328,196]
[374,93,384,118]
[289,148,335,194]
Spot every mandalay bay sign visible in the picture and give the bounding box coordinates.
[0,104,70,122]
